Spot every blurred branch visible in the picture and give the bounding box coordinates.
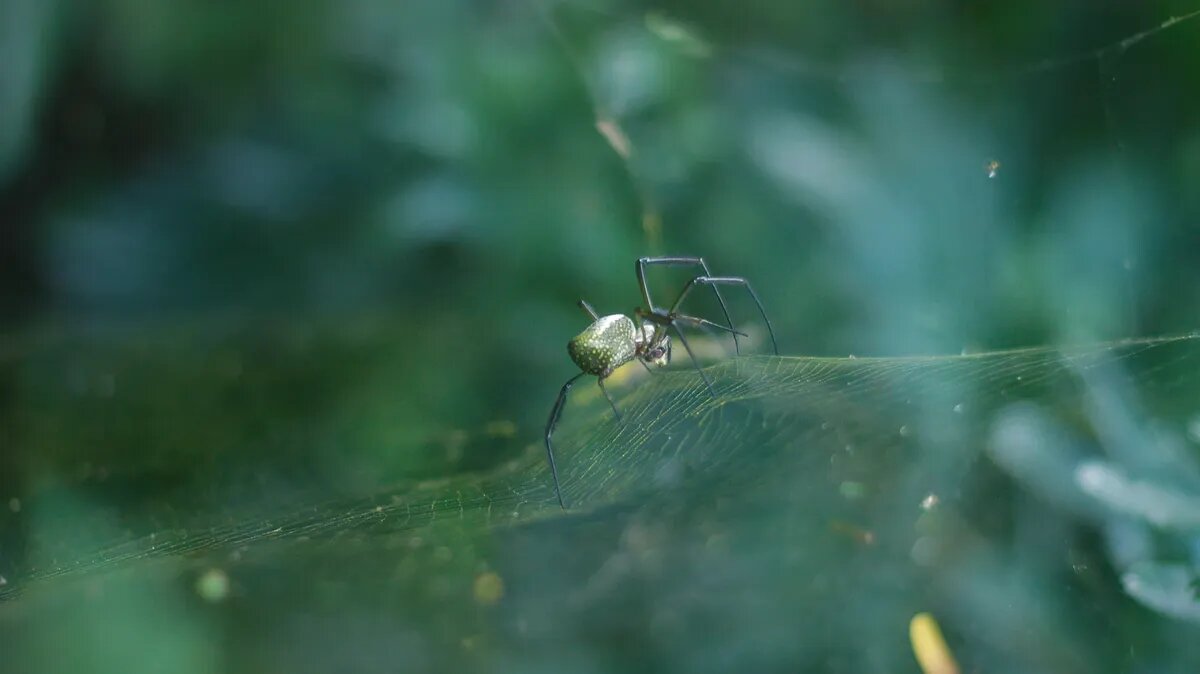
[531,0,663,251]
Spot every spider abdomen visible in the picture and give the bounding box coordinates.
[567,314,637,376]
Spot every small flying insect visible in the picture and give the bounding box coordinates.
[544,256,779,509]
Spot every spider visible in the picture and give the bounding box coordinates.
[543,256,779,509]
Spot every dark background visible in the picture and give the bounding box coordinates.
[1,1,1199,672]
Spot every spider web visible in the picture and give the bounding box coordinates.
[2,330,1199,670]
[3,336,1195,567]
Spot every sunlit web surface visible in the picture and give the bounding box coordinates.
[3,331,1199,670]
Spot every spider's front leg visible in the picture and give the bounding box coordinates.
[671,276,779,355]
[672,315,749,338]
[636,256,740,355]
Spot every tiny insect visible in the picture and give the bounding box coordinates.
[544,256,778,509]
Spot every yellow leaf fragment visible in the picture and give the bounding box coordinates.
[910,612,960,674]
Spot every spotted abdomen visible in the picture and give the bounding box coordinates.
[568,314,637,376]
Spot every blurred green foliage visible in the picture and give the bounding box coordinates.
[2,0,1200,672]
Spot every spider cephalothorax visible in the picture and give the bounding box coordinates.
[634,321,671,368]
[544,256,778,509]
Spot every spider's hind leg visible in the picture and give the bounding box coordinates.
[577,299,600,320]
[545,372,587,509]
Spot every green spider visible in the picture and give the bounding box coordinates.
[543,256,779,508]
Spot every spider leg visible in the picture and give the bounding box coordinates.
[671,276,779,355]
[670,321,717,397]
[639,307,745,338]
[673,314,749,338]
[596,377,622,421]
[636,256,740,355]
[545,372,587,509]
